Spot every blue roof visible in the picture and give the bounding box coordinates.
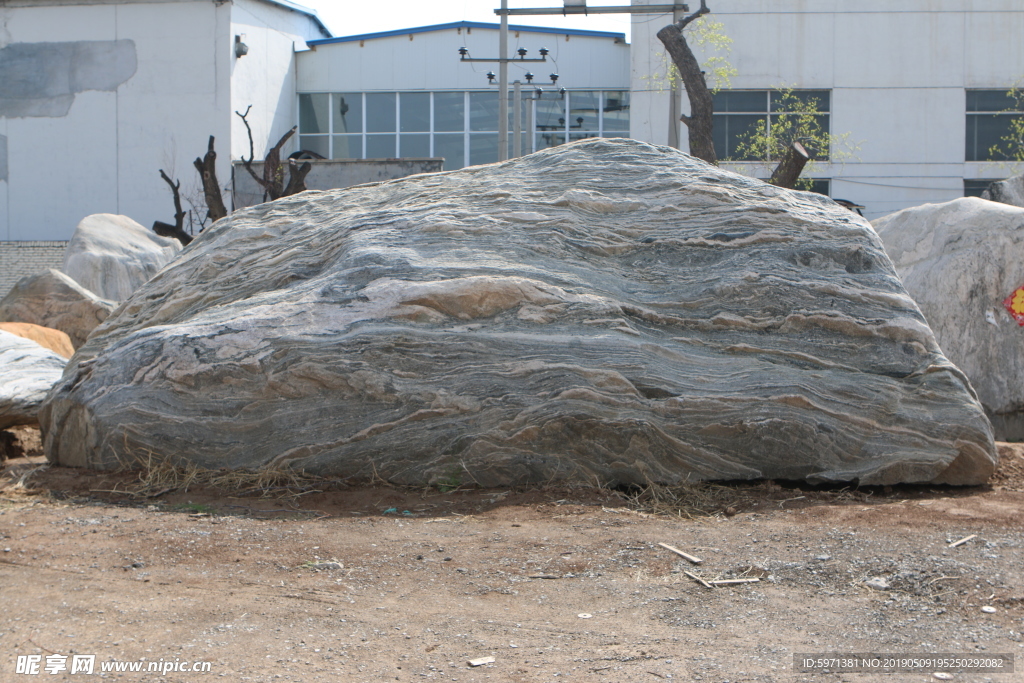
[307,21,625,46]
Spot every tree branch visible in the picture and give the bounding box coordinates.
[154,169,193,245]
[282,158,312,197]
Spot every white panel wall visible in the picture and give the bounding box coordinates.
[630,0,1024,219]
[230,0,327,162]
[298,26,629,94]
[0,0,232,241]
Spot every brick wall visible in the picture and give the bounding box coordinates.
[0,241,69,298]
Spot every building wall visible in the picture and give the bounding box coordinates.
[630,0,1024,219]
[298,24,629,94]
[0,241,67,297]
[0,0,233,241]
[229,0,328,165]
[0,0,326,242]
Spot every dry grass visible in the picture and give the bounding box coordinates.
[103,449,338,499]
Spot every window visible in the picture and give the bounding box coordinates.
[297,90,630,170]
[712,90,831,161]
[966,89,1024,161]
[964,179,998,197]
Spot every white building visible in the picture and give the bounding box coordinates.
[0,0,329,244]
[294,21,631,169]
[630,0,1024,219]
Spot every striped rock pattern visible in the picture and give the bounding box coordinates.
[40,139,995,485]
[0,330,67,429]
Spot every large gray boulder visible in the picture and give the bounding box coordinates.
[982,175,1024,208]
[40,139,995,486]
[0,269,116,349]
[874,197,1024,440]
[0,330,67,429]
[61,213,181,302]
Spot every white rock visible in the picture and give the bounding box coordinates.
[0,330,67,429]
[864,577,890,590]
[40,139,994,486]
[0,269,116,349]
[61,213,181,302]
[874,197,1024,439]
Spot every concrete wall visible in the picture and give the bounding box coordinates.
[629,0,1024,219]
[231,158,445,209]
[0,241,67,297]
[298,24,629,93]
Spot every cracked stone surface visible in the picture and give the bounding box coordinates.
[40,138,995,485]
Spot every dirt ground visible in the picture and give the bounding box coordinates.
[2,426,1023,682]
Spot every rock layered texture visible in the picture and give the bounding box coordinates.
[0,322,74,358]
[61,213,181,302]
[874,197,1024,440]
[0,330,67,429]
[982,175,1024,208]
[0,269,116,348]
[40,139,995,486]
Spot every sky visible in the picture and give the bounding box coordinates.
[299,0,635,42]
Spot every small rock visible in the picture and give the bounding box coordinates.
[467,656,495,667]
[307,561,343,571]
[724,507,737,517]
[981,605,997,613]
[932,673,954,680]
[814,555,831,561]
[865,577,889,590]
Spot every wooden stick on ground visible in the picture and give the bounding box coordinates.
[949,534,977,548]
[710,578,760,586]
[658,542,702,565]
[683,571,713,589]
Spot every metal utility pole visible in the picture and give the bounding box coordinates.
[499,0,509,160]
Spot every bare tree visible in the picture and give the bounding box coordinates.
[153,169,193,245]
[193,136,229,223]
[657,0,717,165]
[236,105,313,203]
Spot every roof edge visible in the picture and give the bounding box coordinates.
[252,0,332,39]
[307,20,625,46]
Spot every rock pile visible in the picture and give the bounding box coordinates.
[0,330,67,429]
[0,269,115,349]
[40,139,996,485]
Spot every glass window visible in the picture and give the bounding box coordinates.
[333,93,362,135]
[434,133,465,170]
[569,91,599,134]
[366,93,396,133]
[536,131,565,151]
[298,135,329,158]
[366,133,396,158]
[966,89,1024,161]
[332,134,361,159]
[299,93,329,134]
[400,133,430,157]
[964,179,996,197]
[535,96,566,137]
[469,91,499,132]
[712,89,831,161]
[469,133,499,165]
[603,91,630,132]
[712,114,764,160]
[434,92,465,132]
[400,92,431,133]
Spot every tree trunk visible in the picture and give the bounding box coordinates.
[656,1,717,165]
[193,136,228,222]
[282,159,312,198]
[769,141,810,189]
